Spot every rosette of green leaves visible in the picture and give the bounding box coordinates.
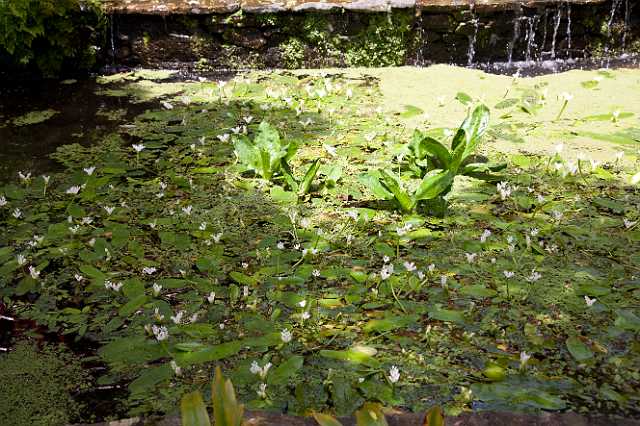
[366,105,506,213]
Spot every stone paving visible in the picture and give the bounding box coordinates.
[102,0,607,14]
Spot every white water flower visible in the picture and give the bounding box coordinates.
[526,269,542,282]
[66,186,81,195]
[403,261,417,272]
[16,254,27,266]
[480,229,492,243]
[103,206,116,215]
[152,283,162,296]
[503,270,515,279]
[281,329,292,343]
[142,267,157,275]
[396,223,413,236]
[298,300,307,308]
[388,365,400,383]
[276,241,285,250]
[83,166,96,176]
[42,175,50,184]
[154,307,164,321]
[171,311,185,324]
[312,269,321,277]
[28,265,40,280]
[440,275,448,288]
[170,360,182,376]
[243,115,253,124]
[554,143,564,154]
[301,311,311,321]
[206,291,216,303]
[380,264,394,280]
[69,225,80,234]
[560,92,574,102]
[182,205,193,216]
[152,325,169,341]
[427,264,436,273]
[217,133,230,143]
[323,144,337,157]
[81,216,93,225]
[551,210,564,221]
[250,361,272,379]
[75,274,84,282]
[346,88,353,99]
[623,219,637,229]
[584,295,597,307]
[530,228,540,236]
[18,171,31,182]
[520,351,531,367]
[257,383,267,399]
[0,195,6,208]
[465,253,477,263]
[132,144,145,153]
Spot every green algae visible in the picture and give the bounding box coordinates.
[12,109,59,126]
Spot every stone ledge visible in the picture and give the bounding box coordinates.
[102,0,608,14]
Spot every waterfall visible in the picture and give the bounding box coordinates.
[415,14,426,67]
[604,0,623,66]
[525,15,539,62]
[507,8,522,65]
[565,2,572,57]
[109,13,116,64]
[467,13,479,66]
[550,4,562,59]
[540,9,549,59]
[622,0,630,49]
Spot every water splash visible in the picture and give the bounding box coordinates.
[550,4,562,59]
[622,0,630,49]
[565,1,572,57]
[109,13,116,64]
[540,9,549,58]
[604,0,623,67]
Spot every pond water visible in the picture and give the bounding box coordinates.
[1,64,639,424]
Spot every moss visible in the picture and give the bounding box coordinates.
[341,11,414,67]
[0,341,90,426]
[280,36,306,68]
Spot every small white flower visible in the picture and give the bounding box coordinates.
[161,101,174,110]
[103,206,116,215]
[152,325,169,341]
[69,225,80,234]
[551,210,563,221]
[520,351,531,367]
[503,271,515,279]
[615,151,624,161]
[403,261,417,272]
[312,269,321,277]
[346,88,354,99]
[206,291,216,303]
[298,300,307,308]
[346,234,354,244]
[560,92,574,102]
[388,365,400,383]
[380,264,394,280]
[257,383,267,399]
[417,270,425,280]
[0,195,7,208]
[242,262,249,269]
[66,186,81,195]
[171,311,185,324]
[250,361,261,375]
[190,313,199,323]
[465,253,477,263]
[323,144,337,157]
[81,216,93,225]
[154,307,164,321]
[213,232,223,243]
[526,269,542,282]
[554,143,564,154]
[16,254,27,266]
[83,166,96,176]
[28,265,40,280]
[440,275,448,288]
[217,133,230,143]
[383,255,390,264]
[142,267,157,275]
[301,311,311,321]
[277,241,285,250]
[281,329,292,343]
[584,295,597,307]
[74,274,84,282]
[623,219,637,229]
[530,228,540,236]
[149,220,157,229]
[132,144,145,153]
[346,210,358,220]
[42,175,50,184]
[480,229,492,243]
[243,115,253,124]
[427,264,436,273]
[300,218,311,228]
[152,283,162,296]
[182,205,193,216]
[170,360,182,376]
[537,194,545,203]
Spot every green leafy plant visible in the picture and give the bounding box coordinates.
[366,105,505,213]
[233,121,319,195]
[181,367,245,426]
[313,404,444,426]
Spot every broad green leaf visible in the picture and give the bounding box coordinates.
[418,136,452,168]
[212,366,244,426]
[320,345,378,365]
[429,308,465,324]
[175,341,242,365]
[268,355,304,385]
[270,186,297,204]
[181,391,211,426]
[413,170,454,201]
[313,413,343,426]
[379,169,414,212]
[566,336,593,362]
[363,315,417,333]
[128,364,173,395]
[229,271,258,286]
[355,402,388,426]
[455,92,472,105]
[360,172,393,200]
[461,104,490,160]
[298,159,321,195]
[423,406,445,426]
[459,285,496,298]
[118,295,148,317]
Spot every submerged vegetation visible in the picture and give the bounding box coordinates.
[0,66,639,423]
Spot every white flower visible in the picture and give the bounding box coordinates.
[16,254,27,266]
[250,361,272,379]
[231,126,242,134]
[380,264,394,280]
[152,325,169,341]
[383,255,390,264]
[388,365,400,383]
[161,101,173,110]
[396,223,412,236]
[149,220,157,229]
[257,383,267,399]
[0,195,7,208]
[551,210,563,221]
[440,275,448,288]
[277,241,285,250]
[154,307,164,321]
[403,261,417,272]
[83,166,96,176]
[182,205,193,216]
[496,181,512,200]
[190,313,199,323]
[584,295,597,307]
[560,92,574,102]
[242,262,249,269]
[250,361,261,375]
[104,280,123,292]
[312,269,321,277]
[437,95,446,106]
[81,216,93,225]
[75,274,84,282]
[554,143,564,154]
[323,144,337,157]
[66,186,81,195]
[615,151,624,161]
[18,171,32,182]
[530,228,539,236]
[346,234,354,244]
[170,360,182,376]
[301,311,311,321]
[152,283,162,296]
[480,229,492,243]
[217,133,230,143]
[28,265,40,280]
[526,269,542,282]
[206,291,216,303]
[243,115,253,124]
[465,253,477,263]
[503,271,515,279]
[171,311,185,324]
[300,218,311,228]
[132,144,145,153]
[213,232,223,243]
[520,351,531,367]
[281,329,292,343]
[69,225,80,234]
[42,175,50,184]
[346,88,353,99]
[298,300,307,308]
[428,264,436,273]
[156,192,164,199]
[103,206,115,215]
[142,267,157,275]
[623,219,637,229]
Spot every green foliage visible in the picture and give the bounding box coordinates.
[0,341,90,426]
[279,37,306,69]
[0,0,104,76]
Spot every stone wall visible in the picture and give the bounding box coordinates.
[104,0,639,69]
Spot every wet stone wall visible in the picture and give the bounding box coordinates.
[105,0,639,70]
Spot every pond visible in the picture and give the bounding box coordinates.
[0,64,639,425]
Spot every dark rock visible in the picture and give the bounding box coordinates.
[224,29,268,49]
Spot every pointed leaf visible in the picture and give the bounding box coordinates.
[417,137,452,168]
[360,172,393,200]
[355,402,388,426]
[181,391,211,426]
[566,336,593,362]
[299,159,321,195]
[414,170,454,201]
[212,366,244,426]
[379,169,414,212]
[423,406,444,426]
[313,412,343,426]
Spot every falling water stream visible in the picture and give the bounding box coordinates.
[507,8,522,65]
[565,2,572,56]
[604,0,623,66]
[467,14,479,66]
[550,4,562,59]
[414,14,426,66]
[524,15,539,62]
